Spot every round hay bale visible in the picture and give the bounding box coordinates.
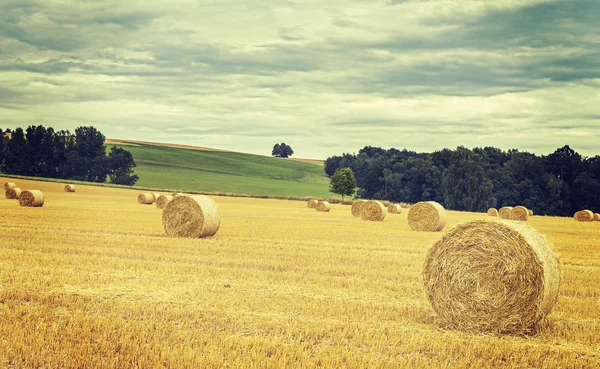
[408,201,446,231]
[360,200,386,221]
[156,195,174,210]
[307,199,319,208]
[423,220,561,334]
[388,204,402,214]
[4,182,16,191]
[595,213,600,222]
[381,200,391,207]
[499,206,513,219]
[162,195,220,238]
[5,187,22,199]
[351,200,366,217]
[574,210,594,222]
[316,201,331,212]
[64,184,76,192]
[528,209,534,216]
[151,193,161,202]
[487,208,499,217]
[18,190,44,207]
[138,193,155,205]
[510,206,529,221]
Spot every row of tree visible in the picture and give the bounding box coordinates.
[0,126,139,185]
[324,145,600,216]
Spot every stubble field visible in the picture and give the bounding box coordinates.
[1,177,599,368]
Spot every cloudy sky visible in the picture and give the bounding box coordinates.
[1,0,599,159]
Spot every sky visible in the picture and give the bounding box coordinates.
[0,0,599,159]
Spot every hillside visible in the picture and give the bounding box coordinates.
[106,139,330,198]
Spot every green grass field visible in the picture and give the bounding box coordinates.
[108,142,331,198]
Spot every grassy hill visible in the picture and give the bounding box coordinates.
[107,140,330,198]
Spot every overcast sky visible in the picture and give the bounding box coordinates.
[1,0,599,159]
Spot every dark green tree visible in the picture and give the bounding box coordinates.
[329,167,357,200]
[272,142,294,158]
[107,146,139,185]
[442,152,495,212]
[70,126,109,182]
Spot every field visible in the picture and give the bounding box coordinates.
[1,177,600,368]
[105,140,330,198]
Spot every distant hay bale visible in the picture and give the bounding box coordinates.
[64,184,76,192]
[595,213,600,222]
[408,201,446,232]
[156,195,174,210]
[162,195,220,238]
[574,210,594,222]
[510,206,529,221]
[381,200,391,207]
[138,193,155,205]
[307,199,319,208]
[4,182,16,191]
[316,201,331,212]
[487,208,499,217]
[5,187,22,199]
[499,206,513,219]
[360,200,386,221]
[528,209,534,216]
[152,193,161,201]
[388,204,402,214]
[351,200,366,217]
[18,190,44,207]
[423,220,561,334]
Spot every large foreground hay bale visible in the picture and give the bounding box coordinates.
[351,200,366,217]
[316,201,331,212]
[510,206,529,221]
[487,208,498,217]
[5,187,22,199]
[423,220,561,334]
[156,195,174,210]
[360,200,386,221]
[307,199,319,208]
[408,201,446,231]
[595,213,600,222]
[574,210,594,222]
[499,206,513,219]
[64,184,76,192]
[18,190,44,207]
[388,204,402,214]
[162,195,220,238]
[4,182,16,191]
[138,193,155,205]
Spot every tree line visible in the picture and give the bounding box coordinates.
[0,125,139,185]
[324,145,600,216]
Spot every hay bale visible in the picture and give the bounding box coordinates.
[360,200,386,221]
[156,195,174,210]
[138,193,155,205]
[381,200,391,207]
[487,208,499,217]
[4,182,16,191]
[307,199,319,208]
[5,187,22,199]
[423,220,561,334]
[510,206,529,221]
[162,195,220,238]
[408,201,446,231]
[316,201,331,212]
[499,206,513,219]
[388,204,402,214]
[528,209,534,216]
[152,193,161,201]
[64,184,76,192]
[18,190,44,207]
[574,210,594,222]
[595,213,600,222]
[351,200,366,217]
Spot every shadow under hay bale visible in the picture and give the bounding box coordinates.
[408,201,446,232]
[360,200,386,221]
[162,195,220,238]
[316,201,331,212]
[18,190,44,207]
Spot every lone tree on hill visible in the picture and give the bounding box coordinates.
[272,143,294,158]
[329,167,357,200]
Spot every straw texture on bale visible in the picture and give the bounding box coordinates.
[408,201,446,232]
[388,204,402,214]
[156,195,174,210]
[360,200,386,221]
[595,213,600,222]
[64,184,76,192]
[499,206,513,219]
[307,199,319,208]
[138,193,155,205]
[574,210,594,222]
[4,182,16,191]
[423,220,561,334]
[18,190,44,207]
[510,206,529,221]
[528,209,534,216]
[5,187,22,199]
[316,201,331,212]
[351,200,366,217]
[152,193,161,202]
[487,208,498,217]
[162,195,220,238]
